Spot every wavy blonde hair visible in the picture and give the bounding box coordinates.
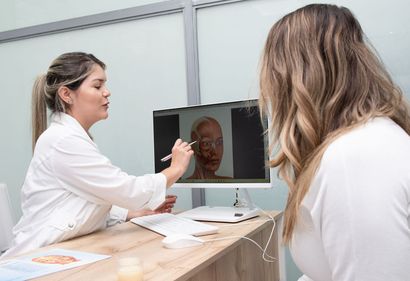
[259,4,410,243]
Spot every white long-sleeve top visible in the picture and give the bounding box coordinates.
[2,113,166,258]
[290,117,410,281]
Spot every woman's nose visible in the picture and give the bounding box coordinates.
[103,88,111,97]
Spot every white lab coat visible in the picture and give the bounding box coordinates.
[1,113,166,258]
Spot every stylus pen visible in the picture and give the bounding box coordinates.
[160,140,197,162]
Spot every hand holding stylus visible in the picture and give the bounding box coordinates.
[161,140,197,162]
[161,139,195,188]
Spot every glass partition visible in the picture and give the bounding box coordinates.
[0,0,168,32]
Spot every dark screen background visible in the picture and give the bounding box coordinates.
[153,114,180,172]
[231,106,266,179]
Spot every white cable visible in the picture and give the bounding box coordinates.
[203,235,276,262]
[203,207,277,263]
[258,207,277,263]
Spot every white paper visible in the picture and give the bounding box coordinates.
[0,248,110,281]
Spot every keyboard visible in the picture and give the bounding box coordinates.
[130,213,218,236]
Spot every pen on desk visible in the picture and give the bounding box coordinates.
[160,140,197,162]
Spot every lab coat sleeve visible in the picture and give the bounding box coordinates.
[107,205,129,227]
[51,134,166,211]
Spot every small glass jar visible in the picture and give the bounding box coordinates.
[117,257,144,281]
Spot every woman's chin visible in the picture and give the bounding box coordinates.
[101,112,109,120]
[205,165,220,172]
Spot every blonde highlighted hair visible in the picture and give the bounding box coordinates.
[31,52,105,150]
[258,4,410,243]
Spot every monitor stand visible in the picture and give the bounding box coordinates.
[177,189,260,223]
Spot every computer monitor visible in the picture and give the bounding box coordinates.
[153,99,272,189]
[152,99,272,222]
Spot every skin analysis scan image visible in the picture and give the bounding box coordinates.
[153,100,270,184]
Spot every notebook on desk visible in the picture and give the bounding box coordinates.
[177,206,260,223]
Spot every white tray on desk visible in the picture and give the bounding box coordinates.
[177,206,260,223]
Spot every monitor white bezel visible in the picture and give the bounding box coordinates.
[153,99,274,189]
[171,170,274,188]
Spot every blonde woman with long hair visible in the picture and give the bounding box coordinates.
[259,4,410,281]
[2,52,194,258]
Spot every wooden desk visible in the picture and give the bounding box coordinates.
[32,211,284,281]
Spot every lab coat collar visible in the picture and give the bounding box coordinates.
[52,112,93,142]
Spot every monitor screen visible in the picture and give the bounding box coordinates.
[153,99,272,188]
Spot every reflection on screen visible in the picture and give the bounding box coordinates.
[153,99,269,184]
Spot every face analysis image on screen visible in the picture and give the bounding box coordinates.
[187,116,231,180]
[153,100,270,185]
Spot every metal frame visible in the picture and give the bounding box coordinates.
[0,0,249,208]
[0,1,185,43]
[182,0,206,207]
[193,0,245,8]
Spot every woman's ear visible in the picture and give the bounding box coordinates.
[57,86,73,104]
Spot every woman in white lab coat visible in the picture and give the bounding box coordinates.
[2,52,193,258]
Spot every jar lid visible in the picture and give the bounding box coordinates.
[118,257,141,267]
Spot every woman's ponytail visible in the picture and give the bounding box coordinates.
[31,75,47,151]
